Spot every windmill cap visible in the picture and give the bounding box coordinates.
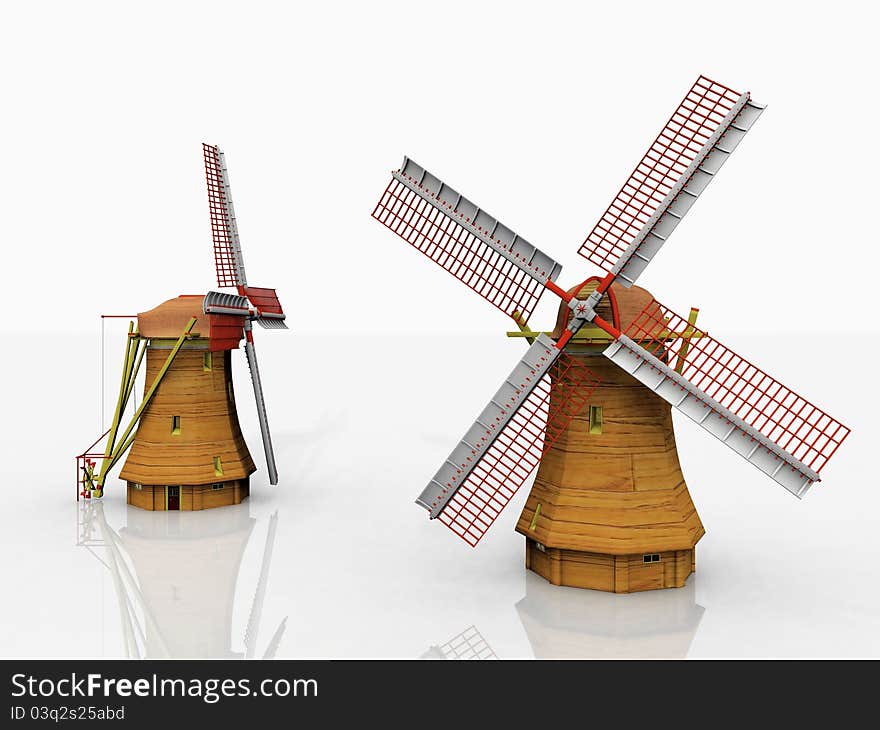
[136,295,210,340]
[137,295,250,351]
[550,278,662,339]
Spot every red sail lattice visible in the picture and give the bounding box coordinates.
[203,143,240,288]
[373,177,549,322]
[439,354,601,547]
[579,76,742,272]
[623,299,850,474]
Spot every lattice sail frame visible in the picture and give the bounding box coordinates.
[372,158,563,323]
[204,143,248,288]
[202,143,287,486]
[604,299,850,495]
[422,337,600,547]
[579,76,762,285]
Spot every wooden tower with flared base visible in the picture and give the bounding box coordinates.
[514,280,704,593]
[119,296,256,511]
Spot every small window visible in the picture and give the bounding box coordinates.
[211,483,224,491]
[203,351,213,372]
[589,405,603,435]
[643,553,661,563]
[213,456,223,477]
[171,415,181,435]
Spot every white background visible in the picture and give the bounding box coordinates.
[0,1,878,658]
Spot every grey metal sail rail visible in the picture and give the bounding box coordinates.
[394,157,563,284]
[416,334,561,518]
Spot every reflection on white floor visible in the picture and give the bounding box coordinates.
[515,572,704,659]
[76,501,286,659]
[418,575,703,659]
[421,625,498,660]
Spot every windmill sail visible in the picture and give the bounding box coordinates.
[373,157,563,323]
[602,299,850,496]
[243,321,279,485]
[204,143,249,288]
[203,290,250,316]
[203,144,285,487]
[579,76,764,287]
[240,286,288,329]
[418,335,600,546]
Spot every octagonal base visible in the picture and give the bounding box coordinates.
[525,539,695,593]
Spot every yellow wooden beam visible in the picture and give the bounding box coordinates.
[95,317,197,495]
[505,310,704,351]
[506,328,613,341]
[98,322,136,485]
[510,311,537,345]
[674,307,700,374]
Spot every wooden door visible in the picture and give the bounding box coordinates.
[167,486,180,510]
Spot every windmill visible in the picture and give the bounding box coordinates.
[78,144,287,510]
[372,76,851,592]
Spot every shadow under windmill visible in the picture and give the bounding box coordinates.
[515,571,705,659]
[77,500,286,659]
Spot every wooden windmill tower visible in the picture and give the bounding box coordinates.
[79,144,287,511]
[372,76,851,592]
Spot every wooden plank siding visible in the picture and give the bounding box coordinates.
[516,283,703,592]
[120,347,256,487]
[125,480,249,511]
[525,541,695,593]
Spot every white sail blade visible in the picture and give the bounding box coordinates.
[602,300,850,496]
[579,76,764,287]
[243,321,278,485]
[374,157,562,322]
